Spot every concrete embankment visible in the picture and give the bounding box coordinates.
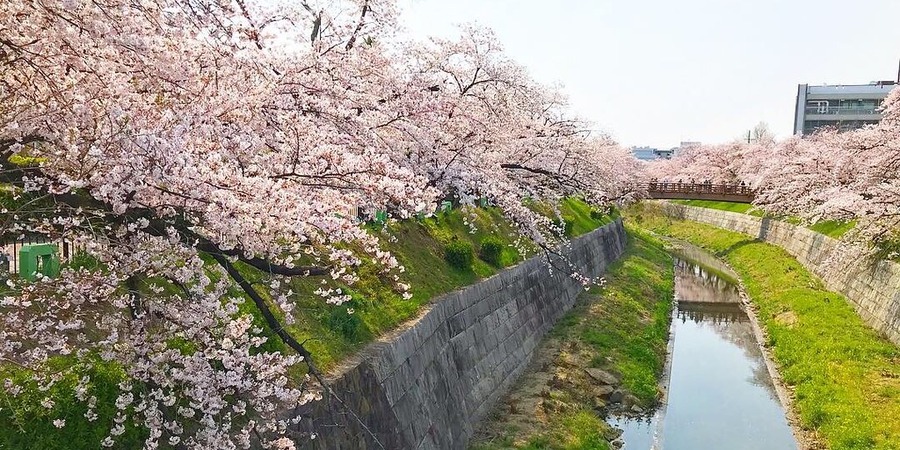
[658,202,900,345]
[296,219,628,450]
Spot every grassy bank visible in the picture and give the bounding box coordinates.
[471,228,674,450]
[281,197,615,371]
[670,200,855,239]
[807,219,856,238]
[626,203,900,450]
[1,198,615,450]
[671,199,760,215]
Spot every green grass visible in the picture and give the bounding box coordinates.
[472,229,674,450]
[280,198,615,372]
[626,203,900,450]
[559,197,618,237]
[0,358,146,450]
[669,200,856,238]
[671,199,760,215]
[473,410,612,450]
[808,219,857,239]
[576,228,673,403]
[0,198,614,449]
[532,410,613,450]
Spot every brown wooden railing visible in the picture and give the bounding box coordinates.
[642,181,755,203]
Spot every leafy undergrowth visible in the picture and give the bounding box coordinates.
[670,200,856,238]
[0,359,146,450]
[626,204,900,450]
[471,229,674,450]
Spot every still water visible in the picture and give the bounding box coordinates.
[608,243,798,450]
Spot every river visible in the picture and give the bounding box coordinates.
[608,241,798,450]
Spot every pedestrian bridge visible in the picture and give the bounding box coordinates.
[642,181,754,203]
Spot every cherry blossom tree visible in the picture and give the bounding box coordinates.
[647,86,900,254]
[1,0,642,448]
[753,92,900,250]
[2,1,424,448]
[645,141,771,184]
[392,26,639,246]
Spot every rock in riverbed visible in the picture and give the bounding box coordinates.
[593,384,615,398]
[585,368,620,385]
[609,389,625,404]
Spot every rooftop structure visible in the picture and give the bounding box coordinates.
[793,81,896,135]
[632,146,675,161]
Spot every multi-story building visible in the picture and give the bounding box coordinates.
[632,146,657,161]
[793,81,896,135]
[631,146,675,161]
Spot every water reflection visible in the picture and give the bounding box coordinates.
[609,244,797,450]
[677,302,745,324]
[674,259,742,304]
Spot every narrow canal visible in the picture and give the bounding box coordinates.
[609,242,798,449]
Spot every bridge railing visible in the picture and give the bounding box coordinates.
[641,181,755,202]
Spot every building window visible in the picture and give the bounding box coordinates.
[806,100,829,114]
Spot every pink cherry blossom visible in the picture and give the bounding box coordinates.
[1,0,643,448]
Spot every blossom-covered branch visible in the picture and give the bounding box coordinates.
[1,0,642,448]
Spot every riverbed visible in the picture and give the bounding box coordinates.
[609,242,798,450]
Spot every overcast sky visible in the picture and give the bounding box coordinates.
[399,0,900,149]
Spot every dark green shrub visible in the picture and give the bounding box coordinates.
[67,250,103,271]
[324,299,363,340]
[555,218,575,237]
[479,237,504,267]
[444,240,474,270]
[590,209,606,221]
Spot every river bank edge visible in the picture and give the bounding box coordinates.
[470,224,821,450]
[469,227,675,450]
[663,238,819,450]
[628,199,900,449]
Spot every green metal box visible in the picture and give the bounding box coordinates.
[19,243,60,281]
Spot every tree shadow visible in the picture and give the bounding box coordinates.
[716,239,756,257]
[757,216,772,241]
[714,216,770,257]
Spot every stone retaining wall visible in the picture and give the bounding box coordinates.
[296,219,628,450]
[659,203,900,345]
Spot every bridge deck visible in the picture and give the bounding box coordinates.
[642,182,754,203]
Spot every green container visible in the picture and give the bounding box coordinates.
[440,201,453,212]
[19,243,60,281]
[374,210,388,224]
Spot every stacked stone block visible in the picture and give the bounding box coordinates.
[296,219,627,449]
[661,203,900,346]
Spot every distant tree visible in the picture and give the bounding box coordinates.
[648,88,900,253]
[751,121,776,144]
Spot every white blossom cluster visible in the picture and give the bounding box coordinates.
[1,0,643,447]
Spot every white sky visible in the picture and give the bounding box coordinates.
[399,0,900,148]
